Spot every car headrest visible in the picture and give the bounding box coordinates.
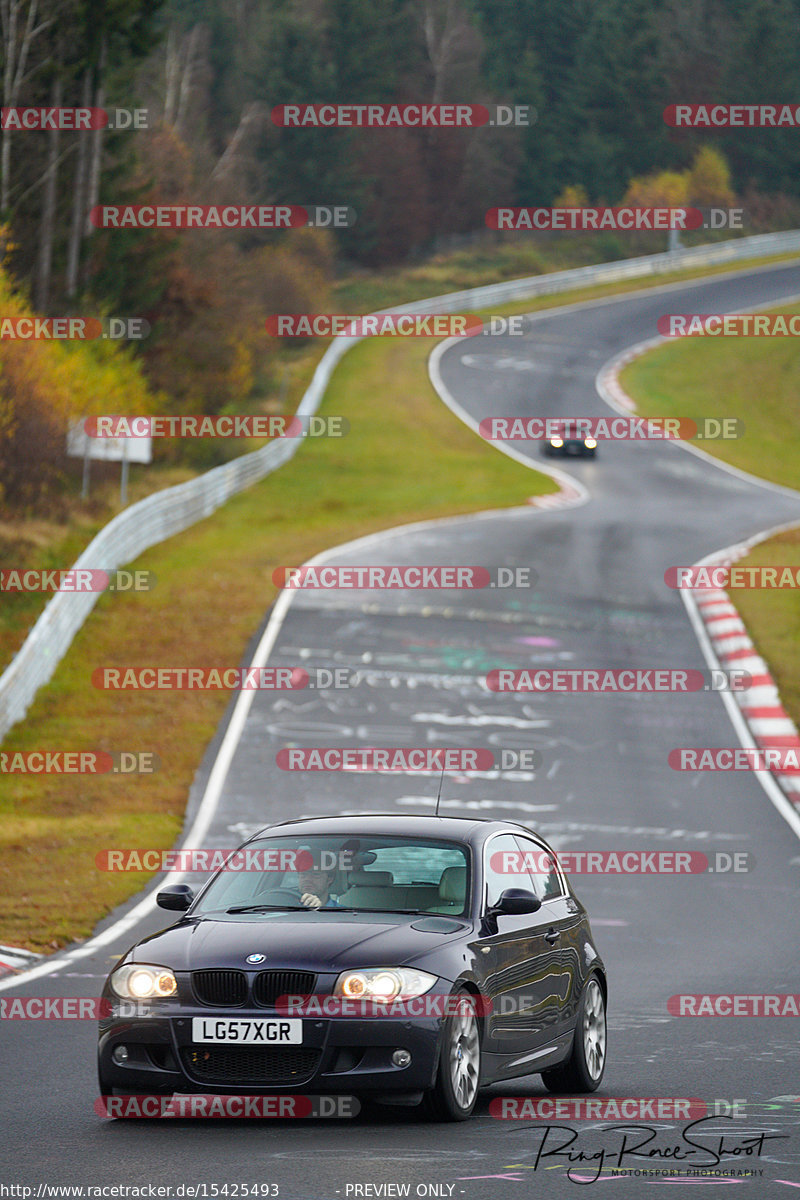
[439,866,467,901]
[346,870,393,887]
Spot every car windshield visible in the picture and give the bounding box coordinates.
[193,834,471,917]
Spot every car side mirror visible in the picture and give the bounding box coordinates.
[157,884,194,911]
[491,888,542,916]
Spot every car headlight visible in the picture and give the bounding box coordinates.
[110,963,177,1000]
[584,438,597,448]
[333,967,437,1003]
[549,437,564,447]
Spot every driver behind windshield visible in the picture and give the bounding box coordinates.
[295,851,341,909]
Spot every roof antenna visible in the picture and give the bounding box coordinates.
[434,756,446,817]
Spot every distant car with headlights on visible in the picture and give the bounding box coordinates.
[541,418,597,458]
[98,814,607,1121]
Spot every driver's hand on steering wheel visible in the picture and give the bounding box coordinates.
[301,893,322,909]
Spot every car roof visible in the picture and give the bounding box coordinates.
[243,813,542,847]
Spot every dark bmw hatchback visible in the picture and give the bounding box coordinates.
[98,814,607,1120]
[541,418,597,458]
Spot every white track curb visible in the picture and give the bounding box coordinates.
[603,351,800,807]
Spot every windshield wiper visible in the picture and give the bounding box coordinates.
[226,904,306,913]
[226,904,432,915]
[337,907,425,915]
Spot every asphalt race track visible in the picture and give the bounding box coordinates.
[3,260,800,1197]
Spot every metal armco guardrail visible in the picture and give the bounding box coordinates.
[2,227,800,740]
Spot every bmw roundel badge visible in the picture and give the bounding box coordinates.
[246,953,266,964]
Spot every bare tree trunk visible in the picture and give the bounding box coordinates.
[1,0,49,213]
[210,102,266,185]
[164,23,202,132]
[65,66,91,297]
[175,23,201,136]
[84,39,105,232]
[34,69,61,309]
[419,0,454,103]
[415,0,478,103]
[0,0,20,214]
[80,38,105,288]
[164,25,178,124]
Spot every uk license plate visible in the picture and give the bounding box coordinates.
[191,1017,302,1044]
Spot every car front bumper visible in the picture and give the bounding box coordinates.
[98,1008,444,1096]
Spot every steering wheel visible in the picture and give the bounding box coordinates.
[258,887,305,906]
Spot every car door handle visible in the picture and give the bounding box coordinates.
[544,928,560,944]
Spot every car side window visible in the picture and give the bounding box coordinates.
[514,835,563,902]
[484,834,538,909]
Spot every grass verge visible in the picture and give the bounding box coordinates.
[733,530,800,725]
[619,303,800,492]
[619,303,800,735]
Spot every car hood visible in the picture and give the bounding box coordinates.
[130,912,470,973]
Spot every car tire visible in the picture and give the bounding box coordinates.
[540,975,606,1093]
[421,989,481,1122]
